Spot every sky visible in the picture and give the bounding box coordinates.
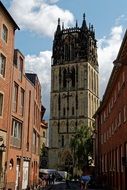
[1,0,127,120]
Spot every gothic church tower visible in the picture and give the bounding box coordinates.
[49,14,99,171]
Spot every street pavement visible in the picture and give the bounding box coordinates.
[44,181,80,190]
[43,181,103,190]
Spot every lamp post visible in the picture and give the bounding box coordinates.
[0,143,6,152]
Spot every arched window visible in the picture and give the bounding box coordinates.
[63,69,67,88]
[62,135,64,147]
[65,44,70,61]
[63,107,66,116]
[71,67,75,87]
[70,43,75,60]
[72,106,74,115]
[58,94,60,111]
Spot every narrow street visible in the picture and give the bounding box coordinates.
[47,181,80,190]
[44,181,103,190]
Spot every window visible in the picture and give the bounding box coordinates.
[118,81,120,92]
[61,135,64,147]
[124,105,126,122]
[0,53,6,77]
[63,107,66,116]
[20,88,24,115]
[101,134,103,145]
[114,90,116,103]
[118,112,121,126]
[2,24,8,42]
[122,72,125,84]
[72,106,74,115]
[36,135,40,154]
[11,119,22,139]
[0,93,3,116]
[13,82,18,112]
[19,56,23,81]
[43,131,46,138]
[32,130,36,153]
[11,119,22,148]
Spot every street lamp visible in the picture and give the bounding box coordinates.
[0,143,6,152]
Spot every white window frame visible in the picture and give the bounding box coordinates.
[11,119,22,139]
[2,24,8,43]
[0,53,6,77]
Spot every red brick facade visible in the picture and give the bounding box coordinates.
[0,2,19,189]
[0,2,42,189]
[95,30,127,190]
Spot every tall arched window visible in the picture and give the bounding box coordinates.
[71,67,75,87]
[70,43,75,60]
[63,69,67,88]
[65,44,70,61]
[62,135,64,147]
[58,94,60,111]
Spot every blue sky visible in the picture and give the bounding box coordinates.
[1,0,127,119]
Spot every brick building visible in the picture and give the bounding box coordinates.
[0,2,42,189]
[0,1,19,188]
[95,30,127,190]
[40,105,48,169]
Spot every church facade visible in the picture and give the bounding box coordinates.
[49,14,99,171]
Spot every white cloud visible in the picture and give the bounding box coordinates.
[25,51,52,119]
[9,0,74,37]
[98,25,124,98]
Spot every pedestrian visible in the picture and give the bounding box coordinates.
[66,172,70,188]
[52,173,55,184]
[80,165,91,190]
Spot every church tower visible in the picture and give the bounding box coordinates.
[49,14,99,171]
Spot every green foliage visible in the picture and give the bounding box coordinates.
[40,143,45,156]
[70,126,93,169]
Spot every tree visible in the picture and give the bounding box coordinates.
[70,126,93,170]
[40,143,48,168]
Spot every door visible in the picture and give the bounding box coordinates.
[15,164,19,190]
[22,161,29,189]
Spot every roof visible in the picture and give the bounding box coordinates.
[0,1,20,30]
[25,73,37,85]
[115,29,127,62]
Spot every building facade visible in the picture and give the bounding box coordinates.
[0,2,42,189]
[95,30,127,190]
[49,15,99,171]
[40,105,48,169]
[0,2,19,188]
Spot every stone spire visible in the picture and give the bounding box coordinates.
[76,20,78,28]
[56,18,61,33]
[82,13,87,29]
